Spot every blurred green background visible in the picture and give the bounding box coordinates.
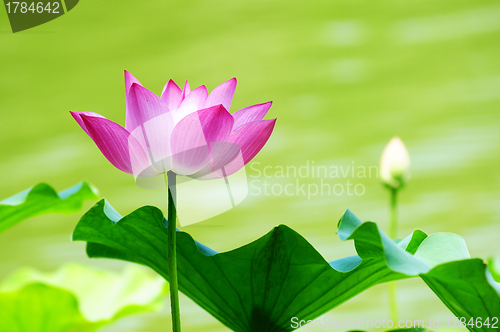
[1,0,499,331]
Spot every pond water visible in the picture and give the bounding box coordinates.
[0,0,499,331]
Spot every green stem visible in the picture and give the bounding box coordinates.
[389,187,398,323]
[389,280,398,323]
[389,187,398,240]
[165,171,181,332]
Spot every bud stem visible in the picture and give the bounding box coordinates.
[389,187,399,322]
[389,187,398,240]
[165,171,181,332]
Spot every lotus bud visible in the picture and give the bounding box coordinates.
[380,137,410,190]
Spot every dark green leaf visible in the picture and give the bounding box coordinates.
[338,210,500,332]
[73,201,471,332]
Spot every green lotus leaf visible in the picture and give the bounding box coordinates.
[73,200,489,332]
[338,210,500,332]
[488,258,500,283]
[0,264,167,332]
[0,182,99,233]
[0,284,94,332]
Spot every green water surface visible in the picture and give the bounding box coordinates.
[1,0,499,331]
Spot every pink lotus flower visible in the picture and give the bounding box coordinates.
[71,71,276,180]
